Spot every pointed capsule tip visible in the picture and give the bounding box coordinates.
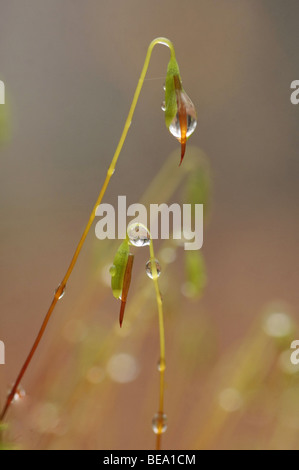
[119,301,125,328]
[179,143,186,166]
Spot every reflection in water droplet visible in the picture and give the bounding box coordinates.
[127,223,150,247]
[55,285,66,300]
[152,412,168,434]
[11,385,26,403]
[161,101,166,112]
[169,91,197,140]
[146,259,161,279]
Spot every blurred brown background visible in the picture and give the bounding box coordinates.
[0,0,299,450]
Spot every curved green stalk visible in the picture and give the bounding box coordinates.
[0,37,175,423]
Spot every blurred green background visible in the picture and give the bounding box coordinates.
[0,0,299,450]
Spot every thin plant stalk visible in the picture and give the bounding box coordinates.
[0,37,175,422]
[149,239,166,450]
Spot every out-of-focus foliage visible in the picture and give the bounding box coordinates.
[0,101,11,146]
[185,250,207,299]
[184,156,212,219]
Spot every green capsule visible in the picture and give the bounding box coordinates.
[164,56,181,129]
[110,240,130,300]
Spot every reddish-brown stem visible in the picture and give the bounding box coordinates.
[0,283,65,421]
[156,433,161,451]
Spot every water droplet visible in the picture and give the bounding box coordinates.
[161,101,166,112]
[127,223,150,247]
[169,91,197,140]
[163,83,166,91]
[152,412,168,434]
[109,265,116,277]
[157,359,166,372]
[145,259,161,279]
[10,385,26,403]
[55,285,66,300]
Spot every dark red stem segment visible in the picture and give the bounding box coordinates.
[119,254,134,327]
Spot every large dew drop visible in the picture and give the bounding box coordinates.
[127,223,150,247]
[169,91,197,140]
[145,259,161,279]
[152,412,168,435]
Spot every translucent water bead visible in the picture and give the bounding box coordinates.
[55,285,66,300]
[145,259,161,279]
[152,412,168,435]
[10,385,26,403]
[169,91,197,140]
[127,223,150,247]
[157,358,166,372]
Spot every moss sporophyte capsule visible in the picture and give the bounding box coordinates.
[164,57,197,165]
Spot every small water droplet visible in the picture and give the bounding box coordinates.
[161,101,166,112]
[145,259,161,279]
[55,285,66,300]
[10,385,26,403]
[169,91,197,140]
[163,83,166,91]
[152,412,167,434]
[109,265,116,277]
[157,359,166,372]
[127,223,150,247]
